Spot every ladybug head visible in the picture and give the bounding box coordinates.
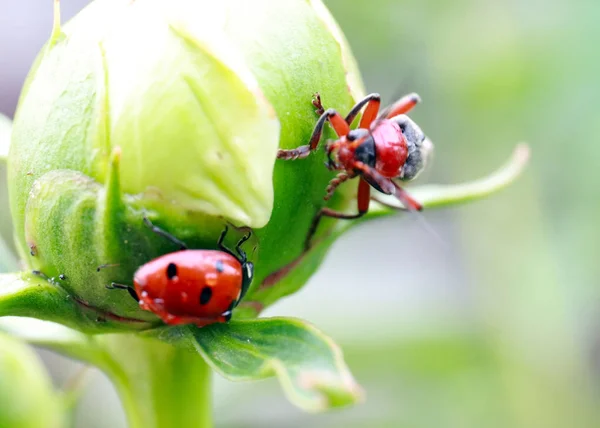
[239,259,254,304]
[392,115,434,181]
[222,256,254,319]
[226,230,254,307]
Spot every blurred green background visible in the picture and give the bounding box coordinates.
[1,0,599,427]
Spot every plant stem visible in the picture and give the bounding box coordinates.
[98,333,212,428]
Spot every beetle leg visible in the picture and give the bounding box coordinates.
[106,282,140,302]
[370,180,423,211]
[324,172,351,200]
[379,92,421,119]
[344,93,381,128]
[312,92,325,115]
[353,161,396,195]
[390,180,422,211]
[304,178,371,250]
[277,108,350,160]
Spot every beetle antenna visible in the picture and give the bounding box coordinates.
[372,185,449,249]
[408,210,449,249]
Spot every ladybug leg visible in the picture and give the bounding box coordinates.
[216,225,237,258]
[277,108,350,160]
[304,178,371,250]
[378,93,421,119]
[234,232,252,262]
[218,226,254,303]
[143,217,187,250]
[31,269,49,280]
[344,93,381,127]
[106,282,139,302]
[222,300,237,320]
[217,226,251,260]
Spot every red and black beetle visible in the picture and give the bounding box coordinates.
[278,92,433,248]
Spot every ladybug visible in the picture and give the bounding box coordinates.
[108,218,254,327]
[277,92,433,248]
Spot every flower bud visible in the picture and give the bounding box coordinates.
[8,0,364,326]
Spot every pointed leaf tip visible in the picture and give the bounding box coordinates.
[190,317,363,412]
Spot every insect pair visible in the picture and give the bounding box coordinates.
[105,91,430,328]
[279,92,432,248]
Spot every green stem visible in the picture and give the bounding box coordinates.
[97,334,212,428]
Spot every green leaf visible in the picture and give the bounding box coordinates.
[188,317,363,412]
[2,314,362,414]
[0,272,154,333]
[368,144,530,215]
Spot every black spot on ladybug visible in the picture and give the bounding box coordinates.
[216,260,224,273]
[199,287,212,305]
[166,263,178,279]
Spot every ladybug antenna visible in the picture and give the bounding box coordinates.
[96,263,120,272]
[106,282,139,302]
[143,217,188,250]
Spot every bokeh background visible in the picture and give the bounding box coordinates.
[1,1,599,427]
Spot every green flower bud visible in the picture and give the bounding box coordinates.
[0,332,64,428]
[8,0,363,327]
[6,0,528,330]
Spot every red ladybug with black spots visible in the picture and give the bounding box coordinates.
[108,218,254,327]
